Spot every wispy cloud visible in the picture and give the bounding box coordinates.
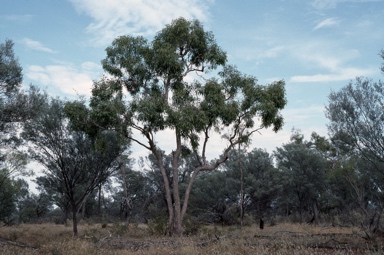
[289,41,378,82]
[69,0,213,46]
[313,18,340,30]
[0,14,34,22]
[261,46,286,58]
[231,45,286,63]
[290,67,376,82]
[26,62,102,96]
[21,38,57,53]
[311,0,382,10]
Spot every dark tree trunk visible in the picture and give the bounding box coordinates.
[72,204,78,236]
[98,183,102,216]
[63,207,69,226]
[313,201,319,225]
[239,144,244,226]
[260,218,264,229]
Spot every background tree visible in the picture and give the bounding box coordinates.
[0,153,29,191]
[0,39,46,225]
[326,55,384,235]
[0,39,45,154]
[17,192,53,223]
[274,131,327,224]
[0,176,29,225]
[326,52,384,165]
[225,148,281,223]
[35,173,71,224]
[188,169,239,225]
[112,162,154,222]
[92,17,286,236]
[326,77,384,164]
[22,98,126,235]
[0,39,22,96]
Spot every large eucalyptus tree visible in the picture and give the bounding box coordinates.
[90,18,287,235]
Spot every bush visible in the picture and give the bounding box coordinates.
[147,217,167,236]
[183,216,200,236]
[110,222,129,236]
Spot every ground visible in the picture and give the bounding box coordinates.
[0,222,383,254]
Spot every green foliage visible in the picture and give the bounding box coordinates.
[0,39,22,95]
[188,170,235,223]
[147,216,167,236]
[0,40,46,175]
[52,216,64,225]
[182,215,200,236]
[274,132,327,222]
[0,176,29,224]
[110,222,129,236]
[326,76,384,163]
[18,192,53,223]
[225,148,281,218]
[22,97,125,235]
[325,56,384,233]
[97,17,286,149]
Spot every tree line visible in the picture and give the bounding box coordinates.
[1,18,383,237]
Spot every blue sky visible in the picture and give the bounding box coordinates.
[1,0,384,159]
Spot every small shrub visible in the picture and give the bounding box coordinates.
[200,224,222,239]
[8,231,19,241]
[147,217,167,236]
[241,213,254,226]
[83,227,102,241]
[52,216,63,225]
[110,222,128,236]
[50,246,61,255]
[183,216,200,236]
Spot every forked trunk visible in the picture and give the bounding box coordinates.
[171,134,183,236]
[153,149,175,236]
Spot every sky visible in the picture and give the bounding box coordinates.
[1,0,384,165]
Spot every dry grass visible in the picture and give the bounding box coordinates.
[0,222,383,255]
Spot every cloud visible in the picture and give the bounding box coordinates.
[0,14,34,22]
[26,62,102,96]
[283,105,325,122]
[313,18,340,30]
[311,0,382,9]
[249,105,329,153]
[231,45,286,63]
[290,67,376,82]
[261,46,286,58]
[69,0,213,46]
[21,38,57,53]
[289,41,378,82]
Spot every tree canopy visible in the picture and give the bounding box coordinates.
[0,39,22,95]
[22,98,127,235]
[326,76,384,164]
